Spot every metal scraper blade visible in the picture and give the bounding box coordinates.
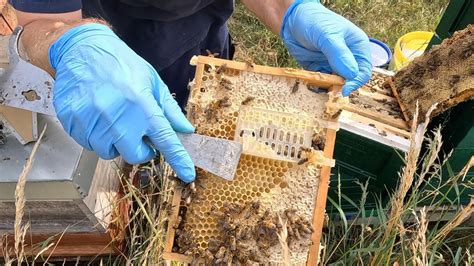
[0,26,55,116]
[176,133,242,181]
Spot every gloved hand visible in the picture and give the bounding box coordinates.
[281,0,372,96]
[49,23,196,183]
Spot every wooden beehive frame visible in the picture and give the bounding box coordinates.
[163,56,343,265]
[343,68,411,140]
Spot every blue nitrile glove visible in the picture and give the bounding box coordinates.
[281,0,372,96]
[49,24,196,183]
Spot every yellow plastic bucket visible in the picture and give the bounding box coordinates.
[389,31,434,71]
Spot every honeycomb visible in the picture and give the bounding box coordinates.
[170,56,340,264]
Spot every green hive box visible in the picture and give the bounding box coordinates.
[329,0,473,215]
[330,130,404,213]
[426,0,473,204]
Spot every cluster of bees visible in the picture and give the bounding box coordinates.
[194,63,257,123]
[177,201,314,265]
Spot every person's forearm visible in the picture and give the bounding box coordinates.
[16,9,81,26]
[20,18,109,76]
[241,0,293,34]
[20,20,80,75]
[14,9,104,76]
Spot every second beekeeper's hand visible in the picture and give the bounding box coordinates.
[281,0,372,96]
[49,23,195,183]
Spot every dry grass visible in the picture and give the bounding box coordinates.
[321,103,473,265]
[276,214,290,265]
[380,104,437,247]
[3,126,47,265]
[111,159,173,265]
[410,207,428,265]
[433,198,474,244]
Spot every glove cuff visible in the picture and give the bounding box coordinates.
[280,0,320,38]
[49,23,117,70]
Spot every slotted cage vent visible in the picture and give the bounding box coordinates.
[235,106,338,162]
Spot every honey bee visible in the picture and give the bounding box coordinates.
[173,215,182,229]
[182,195,193,206]
[206,49,219,58]
[312,133,326,151]
[257,240,271,251]
[377,98,389,104]
[217,96,231,108]
[189,182,196,193]
[248,249,261,262]
[300,147,311,152]
[204,97,231,121]
[223,202,244,215]
[284,209,297,224]
[229,236,237,251]
[244,59,255,69]
[237,242,251,251]
[216,63,227,75]
[207,204,223,217]
[297,147,311,165]
[250,201,261,212]
[297,157,309,165]
[244,210,253,220]
[235,227,250,240]
[331,109,343,119]
[203,249,214,262]
[293,227,301,239]
[297,147,324,166]
[292,80,300,94]
[214,246,227,261]
[299,222,314,235]
[167,173,181,182]
[187,104,198,121]
[208,239,223,253]
[219,77,233,90]
[165,204,176,217]
[219,219,237,231]
[241,96,255,105]
[189,208,205,219]
[287,224,295,237]
[204,108,215,122]
[196,181,206,190]
[224,250,233,264]
[262,219,277,230]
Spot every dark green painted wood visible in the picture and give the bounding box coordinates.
[328,129,404,213]
[428,0,474,48]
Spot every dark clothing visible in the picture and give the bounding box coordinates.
[83,0,235,106]
[117,0,216,21]
[10,0,235,107]
[9,0,82,13]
